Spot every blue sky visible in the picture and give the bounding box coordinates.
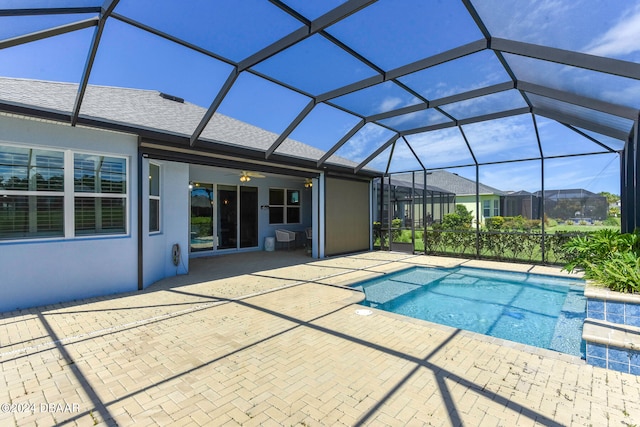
[0,0,638,195]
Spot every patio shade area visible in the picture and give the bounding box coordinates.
[1,1,639,232]
[2,251,640,426]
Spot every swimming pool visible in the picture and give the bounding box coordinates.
[352,266,586,357]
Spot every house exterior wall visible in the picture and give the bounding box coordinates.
[0,115,139,312]
[142,159,190,288]
[455,194,501,225]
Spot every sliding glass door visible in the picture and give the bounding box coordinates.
[191,183,258,253]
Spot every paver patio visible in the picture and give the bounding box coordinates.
[1,251,639,426]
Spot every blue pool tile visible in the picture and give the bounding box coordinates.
[587,299,604,314]
[626,303,640,317]
[606,313,624,324]
[589,311,605,320]
[608,347,629,364]
[631,365,640,375]
[630,350,640,366]
[606,301,625,315]
[626,316,640,328]
[588,356,607,368]
[586,343,607,359]
[607,360,629,373]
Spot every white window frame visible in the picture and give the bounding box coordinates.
[268,188,301,225]
[0,143,65,240]
[149,162,161,233]
[0,142,129,242]
[483,200,491,218]
[73,151,128,237]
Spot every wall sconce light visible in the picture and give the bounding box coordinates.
[304,179,313,189]
[188,181,193,190]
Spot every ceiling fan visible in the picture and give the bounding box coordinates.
[238,170,265,182]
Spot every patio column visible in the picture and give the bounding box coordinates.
[313,172,325,258]
[621,119,638,233]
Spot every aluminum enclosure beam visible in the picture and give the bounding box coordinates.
[355,133,400,173]
[238,0,377,71]
[265,99,316,158]
[534,107,630,141]
[317,119,366,167]
[491,38,640,81]
[0,18,98,50]
[518,81,639,120]
[366,81,514,123]
[190,68,239,146]
[71,0,120,126]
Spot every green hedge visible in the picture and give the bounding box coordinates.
[423,230,590,264]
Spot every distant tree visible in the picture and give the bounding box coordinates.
[599,191,620,205]
[599,192,621,218]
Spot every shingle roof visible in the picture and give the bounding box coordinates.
[424,170,505,196]
[0,77,356,168]
[387,176,453,195]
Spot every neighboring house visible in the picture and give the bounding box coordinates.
[533,189,608,221]
[422,170,505,225]
[0,78,374,312]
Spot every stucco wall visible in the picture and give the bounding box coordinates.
[0,115,139,312]
[143,159,190,288]
[456,195,501,225]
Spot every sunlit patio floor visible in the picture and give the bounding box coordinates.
[1,251,639,426]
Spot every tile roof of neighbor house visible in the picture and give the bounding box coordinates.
[424,170,505,196]
[0,77,356,168]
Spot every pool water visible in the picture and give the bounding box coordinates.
[352,267,586,357]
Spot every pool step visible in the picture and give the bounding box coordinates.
[582,318,640,374]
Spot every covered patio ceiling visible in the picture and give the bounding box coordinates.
[0,0,638,176]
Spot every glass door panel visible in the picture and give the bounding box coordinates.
[190,183,213,252]
[217,185,237,250]
[240,186,258,248]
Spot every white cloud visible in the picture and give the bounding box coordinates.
[378,96,403,112]
[586,4,640,57]
[333,124,394,167]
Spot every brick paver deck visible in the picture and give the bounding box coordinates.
[1,251,639,426]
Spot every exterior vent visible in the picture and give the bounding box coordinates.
[159,92,184,103]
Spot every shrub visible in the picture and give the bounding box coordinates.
[603,216,621,227]
[579,220,588,226]
[485,216,504,230]
[440,205,473,230]
[526,219,541,229]
[563,229,640,293]
[585,252,640,293]
[503,215,527,230]
[391,218,403,241]
[565,220,574,226]
[546,218,558,227]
